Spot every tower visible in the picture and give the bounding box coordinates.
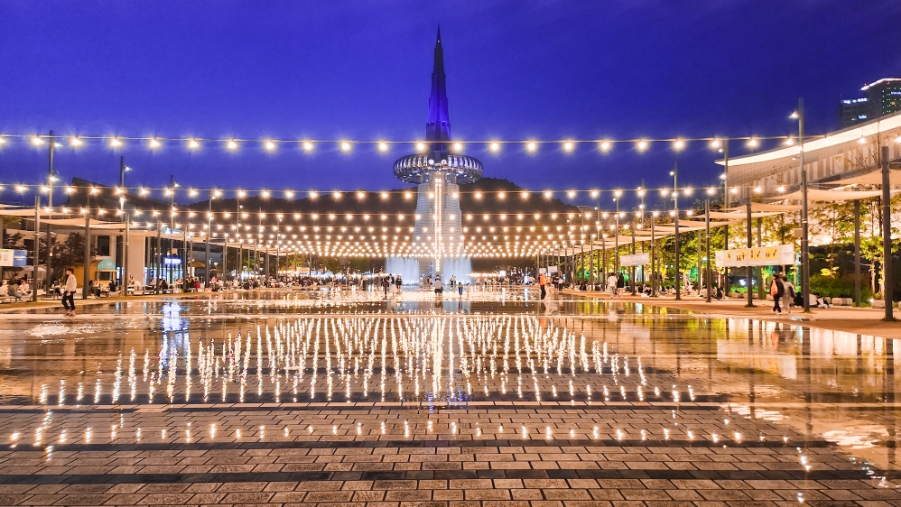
[393,29,483,280]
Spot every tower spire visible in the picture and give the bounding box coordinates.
[426,26,451,148]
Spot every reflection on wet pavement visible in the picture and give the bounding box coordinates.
[0,287,900,501]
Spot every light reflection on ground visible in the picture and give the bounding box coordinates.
[0,286,899,473]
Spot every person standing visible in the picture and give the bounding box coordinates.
[62,268,77,317]
[781,275,794,314]
[433,274,443,301]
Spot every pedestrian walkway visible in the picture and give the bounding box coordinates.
[563,289,901,338]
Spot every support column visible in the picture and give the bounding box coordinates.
[650,215,657,297]
[155,220,161,293]
[589,235,594,288]
[854,200,861,307]
[83,213,91,300]
[756,217,764,300]
[881,145,894,321]
[32,197,40,302]
[630,217,636,295]
[746,199,754,307]
[123,215,129,296]
[0,216,5,282]
[705,199,712,303]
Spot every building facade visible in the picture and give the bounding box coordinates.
[840,78,901,128]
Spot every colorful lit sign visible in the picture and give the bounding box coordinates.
[715,244,795,267]
[0,249,27,267]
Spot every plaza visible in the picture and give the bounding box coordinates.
[4,2,901,505]
[0,287,900,505]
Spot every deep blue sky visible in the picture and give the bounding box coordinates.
[1,1,899,209]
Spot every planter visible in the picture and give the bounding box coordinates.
[873,299,885,309]
[832,297,852,306]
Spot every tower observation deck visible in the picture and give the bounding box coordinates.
[392,28,483,279]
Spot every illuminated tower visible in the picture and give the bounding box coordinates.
[393,28,483,279]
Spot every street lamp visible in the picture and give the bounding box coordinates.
[790,100,810,312]
[670,166,681,300]
[119,157,132,188]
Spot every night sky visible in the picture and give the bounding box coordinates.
[1,1,899,210]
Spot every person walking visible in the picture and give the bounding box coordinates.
[770,275,785,314]
[62,268,77,317]
[539,272,548,300]
[433,274,443,301]
[606,273,617,297]
[781,275,794,314]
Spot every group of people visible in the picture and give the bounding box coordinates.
[769,274,797,314]
[0,277,31,301]
[380,274,403,296]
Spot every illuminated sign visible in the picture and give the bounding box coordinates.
[620,252,650,266]
[0,249,27,267]
[715,244,794,267]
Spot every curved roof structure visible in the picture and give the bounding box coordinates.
[393,28,484,185]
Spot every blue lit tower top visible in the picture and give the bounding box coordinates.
[394,28,483,185]
[426,27,451,152]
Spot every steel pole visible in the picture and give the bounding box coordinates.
[799,99,811,312]
[46,130,54,291]
[854,200,861,307]
[881,145,893,321]
[123,215,129,296]
[83,211,91,300]
[722,140,730,294]
[630,216,636,295]
[155,220,161,293]
[651,216,657,297]
[746,199,754,307]
[705,199,711,303]
[674,164,681,300]
[32,196,40,302]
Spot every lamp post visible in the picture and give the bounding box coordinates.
[119,156,131,188]
[880,145,894,321]
[637,186,646,291]
[705,196,711,303]
[791,100,811,312]
[614,193,621,291]
[206,189,219,283]
[651,210,658,297]
[45,130,58,292]
[116,158,132,290]
[671,164,681,300]
[166,176,179,285]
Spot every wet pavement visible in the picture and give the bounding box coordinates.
[0,287,900,506]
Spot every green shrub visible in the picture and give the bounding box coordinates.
[809,274,871,299]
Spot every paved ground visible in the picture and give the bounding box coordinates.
[0,289,899,506]
[562,289,901,338]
